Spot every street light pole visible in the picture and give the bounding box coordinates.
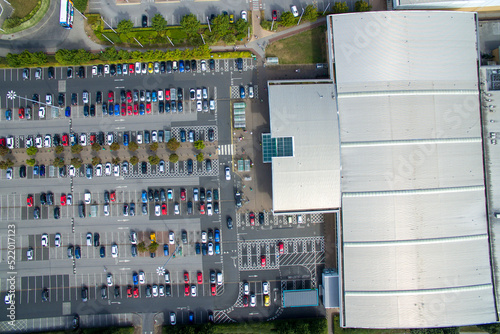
[297,8,305,25]
[207,16,211,32]
[323,3,331,15]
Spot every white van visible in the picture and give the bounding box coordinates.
[217,272,223,286]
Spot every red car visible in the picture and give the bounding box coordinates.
[184,284,190,296]
[18,107,25,119]
[162,203,167,215]
[197,272,202,284]
[133,103,139,115]
[108,91,114,103]
[133,287,139,298]
[272,10,278,20]
[261,255,266,267]
[61,134,69,146]
[27,195,33,207]
[0,138,6,147]
[146,103,151,114]
[184,272,189,282]
[180,189,186,201]
[110,191,116,202]
[127,286,132,298]
[129,64,134,74]
[199,204,205,215]
[278,242,284,254]
[121,103,126,116]
[165,89,171,101]
[127,105,133,115]
[249,212,255,226]
[60,194,66,206]
[211,284,216,296]
[90,134,96,145]
[126,90,132,103]
[243,295,249,307]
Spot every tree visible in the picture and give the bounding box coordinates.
[169,154,179,163]
[52,157,65,168]
[137,241,147,253]
[148,155,160,165]
[196,152,204,162]
[194,140,205,150]
[71,144,83,154]
[26,158,36,167]
[110,142,120,151]
[152,13,167,32]
[234,19,249,35]
[71,158,83,169]
[91,156,101,166]
[129,156,139,165]
[112,157,121,165]
[149,142,158,152]
[167,138,180,151]
[211,14,231,38]
[148,241,159,253]
[55,145,64,154]
[477,324,500,334]
[117,19,133,34]
[333,2,349,13]
[26,147,38,156]
[91,143,101,152]
[303,5,318,22]
[0,146,10,156]
[128,141,138,152]
[355,0,372,11]
[0,159,13,169]
[181,14,200,35]
[280,12,296,27]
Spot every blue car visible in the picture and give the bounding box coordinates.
[139,103,145,115]
[40,165,45,176]
[152,91,157,102]
[114,103,120,116]
[123,133,129,146]
[102,103,107,115]
[240,86,245,98]
[108,103,113,116]
[180,130,186,143]
[179,60,184,73]
[133,273,138,285]
[142,190,148,203]
[164,245,169,256]
[75,246,81,259]
[215,243,220,255]
[214,229,220,243]
[5,109,12,121]
[195,243,201,255]
[65,106,71,117]
[33,165,39,176]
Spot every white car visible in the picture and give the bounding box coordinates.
[79,134,86,146]
[174,203,180,215]
[158,90,163,101]
[151,131,158,143]
[155,204,161,216]
[209,99,215,111]
[170,312,176,325]
[201,60,207,71]
[135,62,141,73]
[5,168,12,180]
[45,94,52,105]
[225,166,231,180]
[159,160,165,173]
[154,62,160,73]
[137,133,143,144]
[82,91,89,104]
[191,285,197,297]
[196,88,202,100]
[104,64,110,74]
[66,193,72,205]
[44,135,51,148]
[169,231,175,244]
[201,231,207,243]
[263,282,269,295]
[86,232,92,246]
[103,204,110,216]
[27,248,33,261]
[243,282,250,295]
[202,87,208,99]
[26,137,33,148]
[54,233,61,247]
[250,294,256,307]
[107,133,113,145]
[6,136,14,149]
[41,233,48,247]
[84,192,91,204]
[291,5,299,17]
[207,203,213,216]
[122,64,127,74]
[196,100,202,112]
[241,10,247,21]
[159,285,165,296]
[130,231,138,244]
[69,165,76,177]
[38,107,45,119]
[152,284,158,297]
[208,242,214,256]
[92,66,97,75]
[35,136,43,148]
[105,163,112,176]
[113,164,120,176]
[111,244,118,258]
[139,271,145,284]
[95,164,103,177]
[107,274,113,286]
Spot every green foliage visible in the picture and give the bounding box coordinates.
[129,156,138,165]
[148,155,160,165]
[211,14,231,39]
[71,144,83,154]
[137,241,147,253]
[6,50,47,67]
[117,19,133,34]
[223,33,236,45]
[261,20,276,31]
[355,0,372,11]
[128,141,138,152]
[194,140,205,150]
[181,14,201,35]
[91,156,101,166]
[55,49,93,65]
[152,13,167,32]
[280,12,296,27]
[169,154,179,163]
[149,142,158,152]
[3,17,21,29]
[167,138,180,151]
[55,145,64,154]
[2,0,43,29]
[100,47,119,61]
[477,324,500,334]
[110,142,120,151]
[410,329,459,334]
[26,146,38,156]
[26,158,36,167]
[148,241,159,253]
[91,143,101,152]
[196,152,204,162]
[234,19,249,35]
[333,2,349,13]
[52,157,65,168]
[112,157,121,165]
[0,146,10,156]
[71,158,82,169]
[0,159,14,169]
[72,0,88,12]
[303,5,318,21]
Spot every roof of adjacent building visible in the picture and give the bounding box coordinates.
[393,0,500,11]
[268,81,341,213]
[329,11,497,328]
[282,289,319,308]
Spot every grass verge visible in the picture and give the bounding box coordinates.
[9,0,39,18]
[1,0,50,34]
[265,25,327,64]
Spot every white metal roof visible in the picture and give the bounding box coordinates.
[393,0,500,10]
[330,11,497,328]
[268,81,340,213]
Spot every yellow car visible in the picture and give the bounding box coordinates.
[264,295,270,307]
[229,14,234,24]
[148,62,153,73]
[150,232,156,242]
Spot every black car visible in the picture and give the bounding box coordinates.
[109,103,114,116]
[185,60,191,72]
[79,203,85,218]
[33,207,40,219]
[96,91,102,104]
[144,130,150,144]
[81,287,88,302]
[187,201,193,214]
[102,103,107,115]
[40,193,47,205]
[19,165,26,178]
[131,244,137,257]
[101,285,107,299]
[187,159,193,174]
[48,67,55,79]
[59,167,66,177]
[98,132,105,145]
[214,202,219,214]
[227,216,233,229]
[236,58,243,71]
[78,66,85,78]
[53,134,60,146]
[39,165,45,176]
[142,15,148,27]
[159,101,164,113]
[97,64,104,75]
[54,207,60,219]
[178,101,183,112]
[120,90,126,102]
[100,246,105,258]
[83,105,89,117]
[178,88,183,100]
[148,189,154,202]
[150,252,156,258]
[208,128,214,142]
[195,243,200,254]
[200,188,205,201]
[141,162,147,174]
[209,59,215,70]
[182,230,187,244]
[114,286,120,297]
[110,64,116,76]
[67,67,73,78]
[90,104,96,117]
[129,203,135,216]
[191,60,197,71]
[160,61,166,73]
[41,288,49,302]
[154,190,159,202]
[72,315,80,330]
[32,93,39,104]
[166,61,172,73]
[71,93,78,105]
[58,93,65,106]
[259,212,264,225]
[94,233,100,247]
